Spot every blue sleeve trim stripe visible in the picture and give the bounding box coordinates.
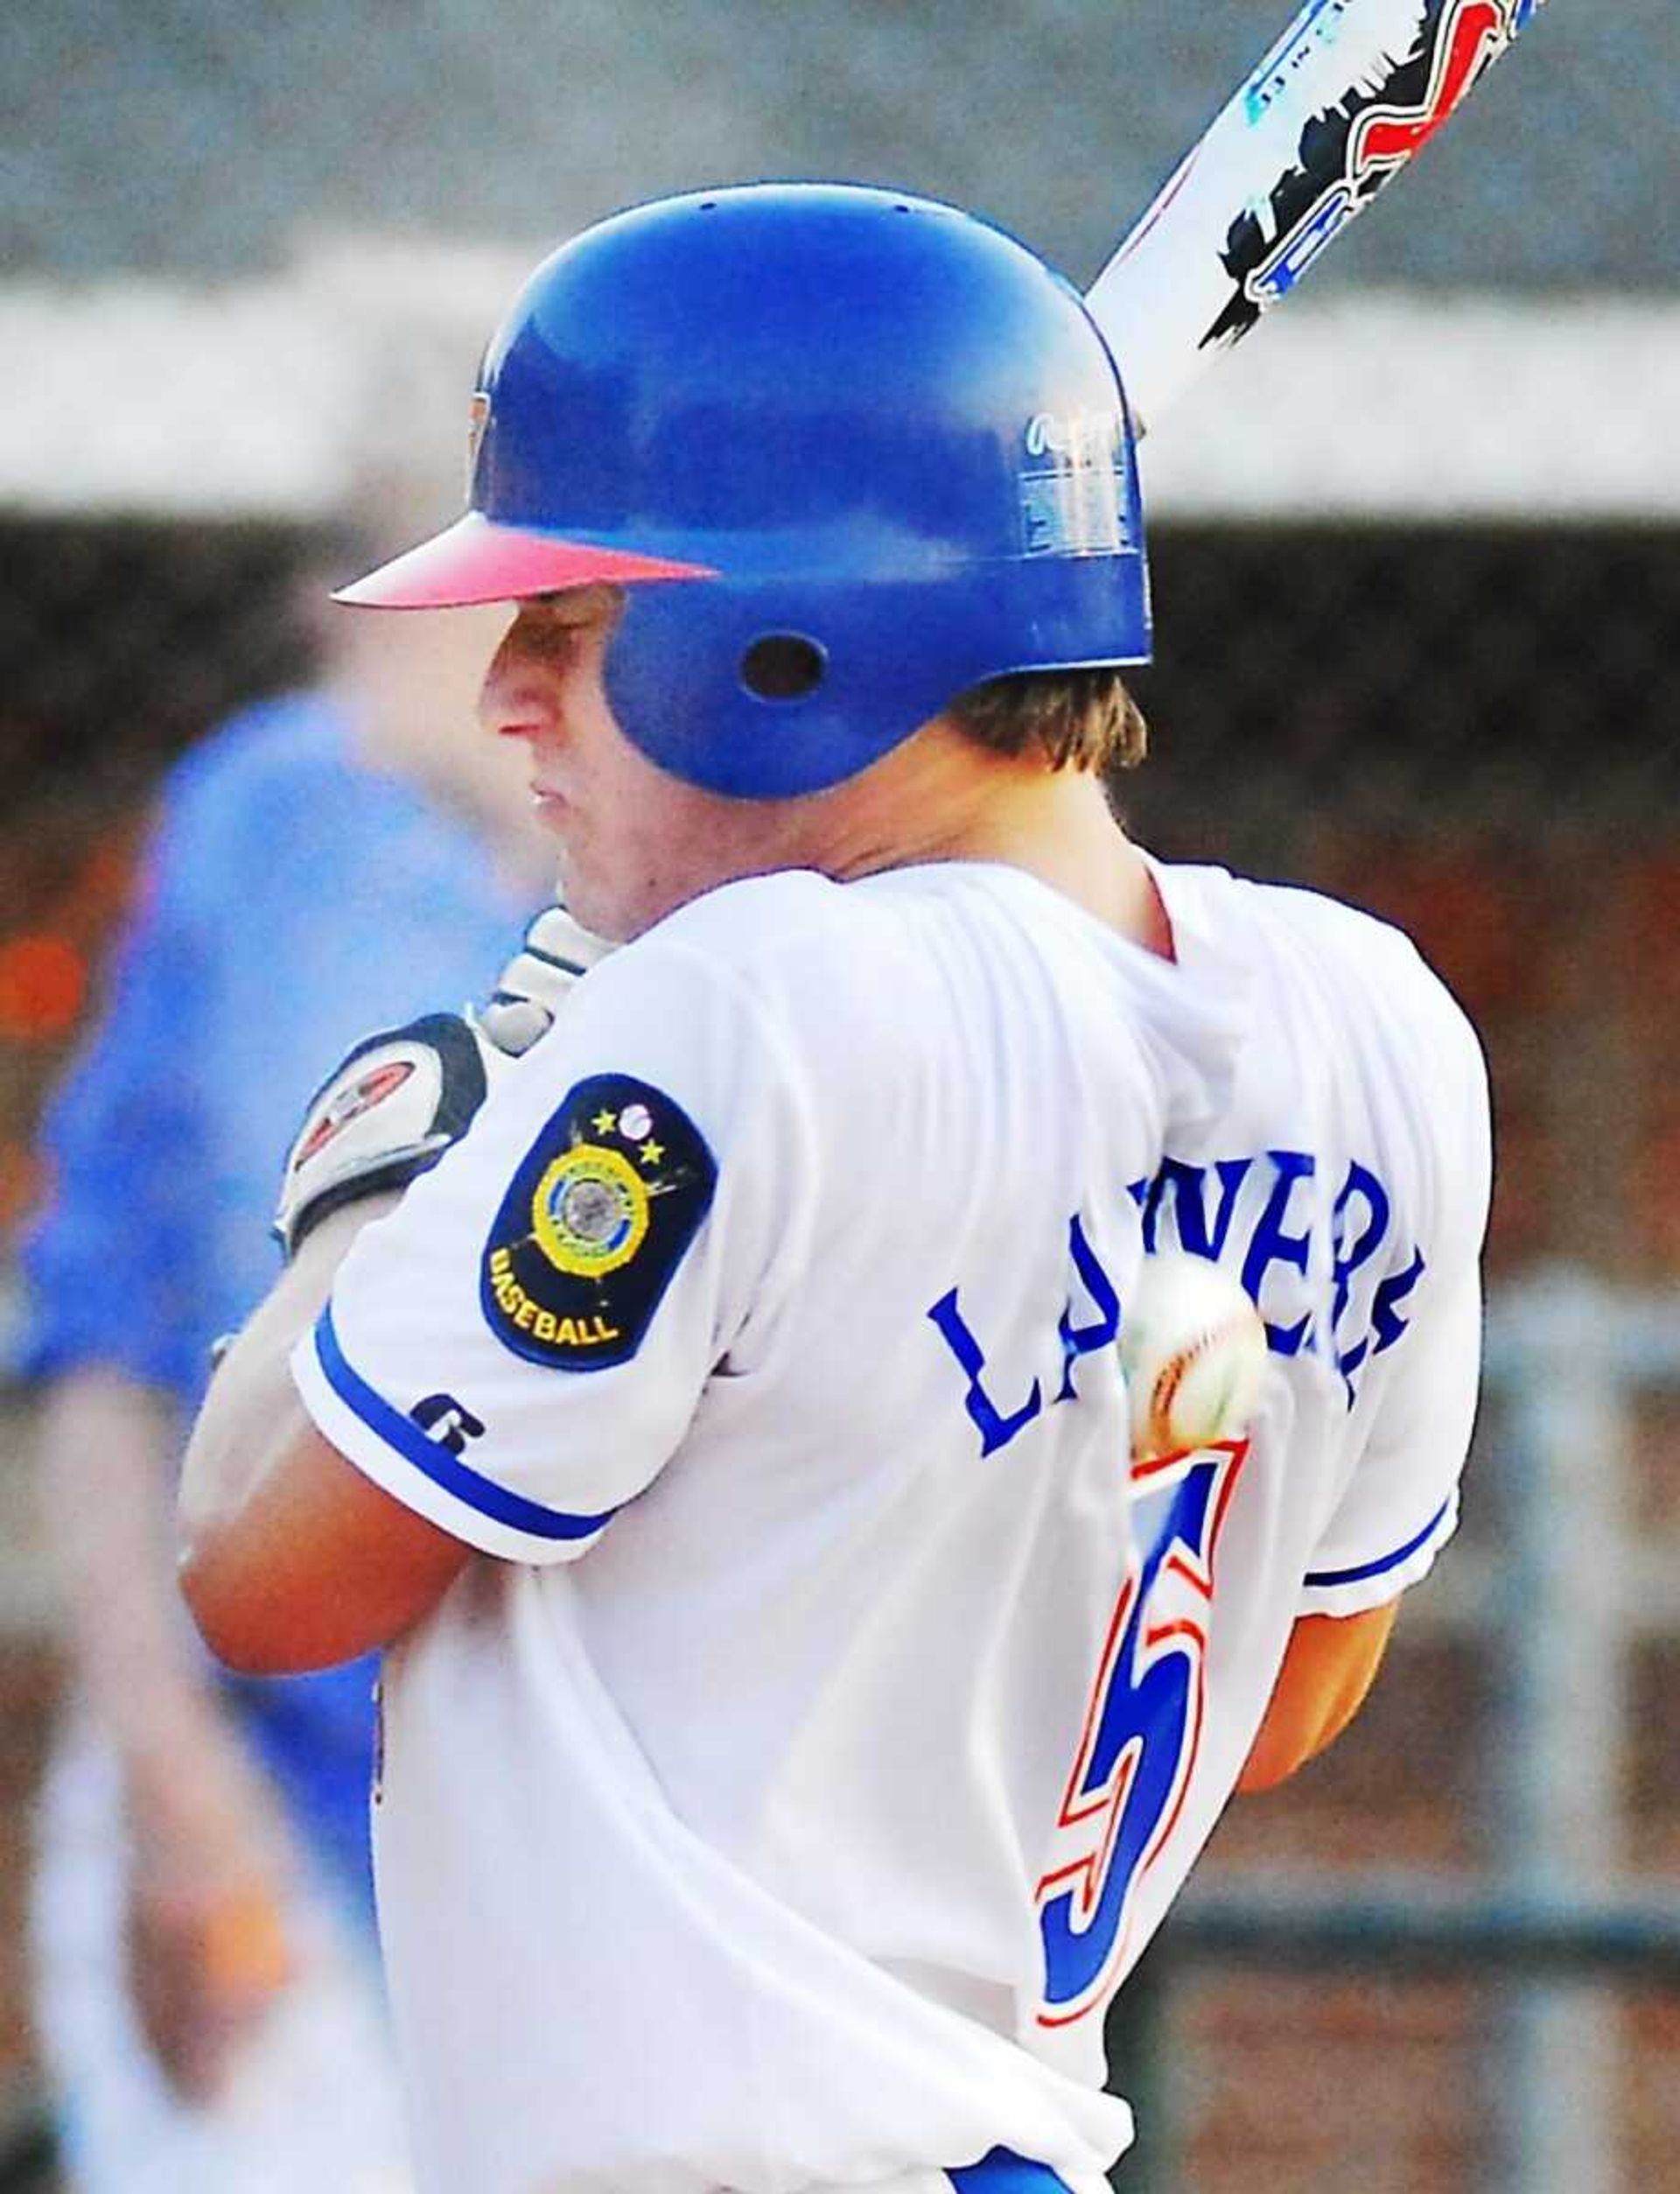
[312,1305,617,1542]
[1304,1496,1453,1589]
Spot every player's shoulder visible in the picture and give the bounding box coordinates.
[1177,863,1493,1255]
[1219,866,1482,1063]
[620,863,1090,1028]
[1224,864,1412,957]
[1208,868,1491,1202]
[626,868,895,993]
[665,866,873,943]
[582,869,974,1096]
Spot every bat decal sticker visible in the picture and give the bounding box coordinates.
[1203,0,1536,353]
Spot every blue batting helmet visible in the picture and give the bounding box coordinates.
[339,183,1149,799]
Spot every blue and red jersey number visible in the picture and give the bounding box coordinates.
[1036,1441,1247,2026]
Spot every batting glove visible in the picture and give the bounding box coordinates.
[473,902,607,1057]
[272,902,612,1259]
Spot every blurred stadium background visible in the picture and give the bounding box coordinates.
[1,3,1676,2189]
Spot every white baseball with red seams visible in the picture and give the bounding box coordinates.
[1120,1248,1270,1461]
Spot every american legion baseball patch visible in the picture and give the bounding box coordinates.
[480,1074,716,1370]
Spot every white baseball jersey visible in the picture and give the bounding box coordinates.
[290,854,1488,2194]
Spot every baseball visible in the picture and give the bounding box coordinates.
[1120,1250,1270,1462]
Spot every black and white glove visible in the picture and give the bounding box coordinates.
[272,903,612,1259]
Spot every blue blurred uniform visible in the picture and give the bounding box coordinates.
[19,690,528,1925]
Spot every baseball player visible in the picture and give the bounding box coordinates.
[176,185,1490,2194]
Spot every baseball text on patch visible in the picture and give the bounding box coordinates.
[480,1074,716,1370]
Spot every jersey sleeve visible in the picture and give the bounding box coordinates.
[1298,987,1493,1618]
[290,936,812,1564]
[1298,1259,1481,1616]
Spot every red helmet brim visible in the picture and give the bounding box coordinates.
[333,510,717,609]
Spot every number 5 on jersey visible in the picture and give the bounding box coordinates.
[1036,1442,1248,2025]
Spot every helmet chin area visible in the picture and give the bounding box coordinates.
[603,553,1150,802]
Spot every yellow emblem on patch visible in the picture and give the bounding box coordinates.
[531,1142,649,1278]
[482,1073,716,1370]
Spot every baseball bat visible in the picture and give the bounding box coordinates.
[1084,0,1550,436]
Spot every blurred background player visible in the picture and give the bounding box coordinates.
[16,427,553,2189]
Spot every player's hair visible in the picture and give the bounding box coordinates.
[948,668,1148,775]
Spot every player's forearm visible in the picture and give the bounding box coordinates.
[1237,1602,1398,1794]
[177,1194,397,1581]
[179,1188,473,1677]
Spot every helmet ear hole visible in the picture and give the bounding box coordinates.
[740,634,826,702]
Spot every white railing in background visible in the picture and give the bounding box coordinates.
[1483,1272,1680,2194]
